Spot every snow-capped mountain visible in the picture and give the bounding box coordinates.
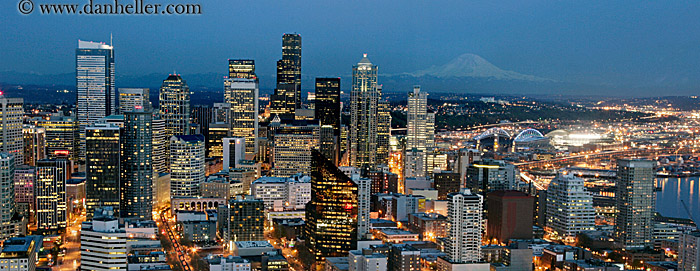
[410,53,553,82]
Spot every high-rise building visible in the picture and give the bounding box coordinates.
[222,138,246,172]
[0,154,16,240]
[80,208,127,271]
[22,125,45,167]
[228,59,257,81]
[349,54,380,169]
[159,74,191,138]
[13,166,34,220]
[367,169,399,194]
[270,34,302,120]
[305,150,358,263]
[40,113,79,161]
[679,231,700,271]
[35,159,69,233]
[0,95,24,167]
[191,105,213,155]
[208,122,230,158]
[224,78,258,158]
[120,110,153,220]
[315,78,341,165]
[615,159,655,249]
[76,40,115,162]
[118,88,150,113]
[85,123,121,217]
[406,86,433,153]
[445,188,483,263]
[465,159,518,195]
[486,190,534,244]
[377,98,392,165]
[217,196,265,242]
[272,125,319,177]
[151,114,167,174]
[355,176,371,240]
[170,135,205,197]
[545,172,595,242]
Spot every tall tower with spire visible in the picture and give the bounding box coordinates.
[349,54,379,169]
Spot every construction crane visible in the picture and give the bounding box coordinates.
[681,200,700,231]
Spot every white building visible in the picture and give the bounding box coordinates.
[80,208,127,271]
[446,189,483,264]
[545,172,595,242]
[250,175,311,211]
[207,255,252,271]
[679,231,700,271]
[76,40,115,161]
[404,149,426,179]
[406,86,434,152]
[349,249,387,271]
[170,135,206,197]
[352,176,371,240]
[0,95,24,166]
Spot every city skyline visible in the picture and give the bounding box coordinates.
[3,1,700,96]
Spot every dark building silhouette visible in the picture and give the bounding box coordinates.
[85,123,120,217]
[271,33,301,120]
[486,190,534,244]
[315,78,341,165]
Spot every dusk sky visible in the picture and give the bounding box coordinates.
[2,0,700,91]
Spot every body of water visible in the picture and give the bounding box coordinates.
[656,177,700,220]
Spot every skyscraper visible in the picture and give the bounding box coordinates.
[445,189,483,263]
[315,78,341,165]
[118,88,151,113]
[191,105,213,155]
[0,153,16,240]
[305,150,358,263]
[406,86,433,152]
[224,78,258,158]
[169,135,205,198]
[271,33,302,120]
[40,113,79,161]
[545,172,595,243]
[349,54,379,169]
[159,74,191,138]
[85,123,121,217]
[615,159,655,249]
[36,159,69,233]
[22,125,45,167]
[0,94,24,167]
[272,125,319,177]
[120,110,153,220]
[151,115,167,174]
[679,231,700,271]
[76,40,115,161]
[222,138,245,172]
[377,98,392,165]
[228,59,257,81]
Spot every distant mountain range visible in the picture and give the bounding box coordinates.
[0,54,694,97]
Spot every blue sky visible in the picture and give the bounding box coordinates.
[2,0,700,90]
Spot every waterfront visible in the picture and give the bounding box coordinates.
[656,177,700,220]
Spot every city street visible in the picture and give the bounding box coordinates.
[53,215,85,271]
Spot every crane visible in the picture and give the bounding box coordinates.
[681,200,700,231]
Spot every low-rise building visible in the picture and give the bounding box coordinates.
[0,236,42,271]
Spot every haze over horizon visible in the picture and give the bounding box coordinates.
[2,0,700,95]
